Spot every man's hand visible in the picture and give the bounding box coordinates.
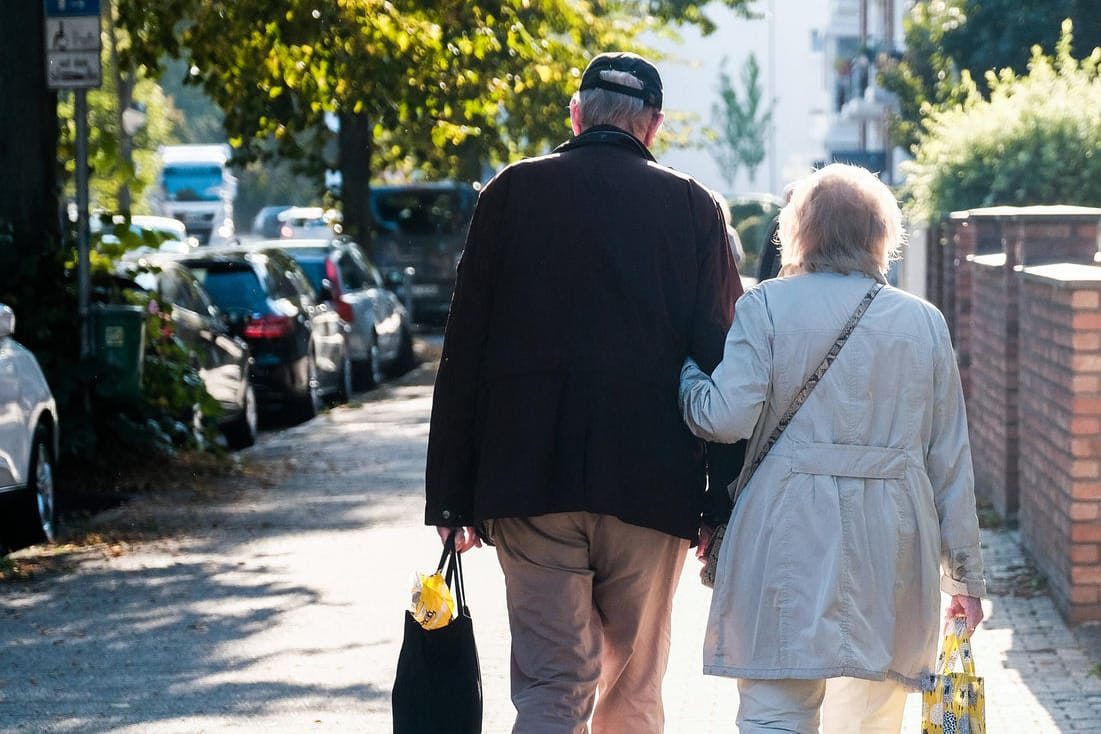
[945,594,984,635]
[436,526,482,553]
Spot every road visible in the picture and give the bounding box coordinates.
[2,338,1101,732]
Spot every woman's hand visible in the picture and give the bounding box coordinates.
[697,524,715,563]
[436,525,482,553]
[946,594,984,635]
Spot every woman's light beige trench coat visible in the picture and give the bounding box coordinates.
[679,271,986,689]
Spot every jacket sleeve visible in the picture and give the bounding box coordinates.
[927,316,987,597]
[690,193,747,523]
[680,287,772,445]
[424,175,508,527]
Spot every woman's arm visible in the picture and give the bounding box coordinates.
[679,288,772,444]
[927,316,987,602]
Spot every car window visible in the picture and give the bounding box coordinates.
[280,257,319,302]
[187,264,268,312]
[265,259,298,301]
[373,190,468,235]
[294,259,327,295]
[338,253,368,290]
[347,245,383,288]
[178,275,215,316]
[164,270,203,313]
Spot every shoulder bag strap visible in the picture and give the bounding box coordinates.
[738,281,884,488]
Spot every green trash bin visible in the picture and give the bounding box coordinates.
[90,304,146,398]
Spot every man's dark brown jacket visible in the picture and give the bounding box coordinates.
[425,126,743,541]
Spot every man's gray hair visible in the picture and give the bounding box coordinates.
[573,70,655,137]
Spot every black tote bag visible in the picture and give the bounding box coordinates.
[392,532,483,734]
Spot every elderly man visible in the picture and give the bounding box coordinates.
[425,51,743,733]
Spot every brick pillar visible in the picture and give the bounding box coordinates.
[968,252,1018,518]
[947,212,976,397]
[1015,206,1101,265]
[1019,264,1101,623]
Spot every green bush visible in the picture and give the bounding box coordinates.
[728,195,782,278]
[903,23,1101,221]
[37,215,224,481]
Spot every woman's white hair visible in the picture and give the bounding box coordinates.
[778,163,904,280]
[572,70,657,139]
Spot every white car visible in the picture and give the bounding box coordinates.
[0,304,59,552]
[277,206,343,239]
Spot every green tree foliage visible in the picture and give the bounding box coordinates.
[114,0,754,242]
[903,24,1101,222]
[710,53,772,187]
[881,0,1101,152]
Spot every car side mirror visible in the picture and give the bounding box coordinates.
[0,304,14,339]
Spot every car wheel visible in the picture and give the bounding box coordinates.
[334,350,353,404]
[354,333,384,390]
[291,354,322,423]
[1,428,57,553]
[386,325,418,377]
[223,383,258,450]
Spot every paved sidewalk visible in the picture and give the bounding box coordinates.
[2,358,1101,732]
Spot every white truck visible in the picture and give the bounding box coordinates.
[151,144,237,245]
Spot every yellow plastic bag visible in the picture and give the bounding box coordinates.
[921,618,985,734]
[408,568,455,631]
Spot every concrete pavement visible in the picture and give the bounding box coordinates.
[1,356,1100,732]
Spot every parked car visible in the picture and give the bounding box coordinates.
[251,205,292,239]
[254,237,416,388]
[122,261,258,448]
[277,206,343,239]
[369,182,477,325]
[93,212,198,255]
[0,304,59,553]
[164,246,352,422]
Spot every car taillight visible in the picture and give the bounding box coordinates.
[243,314,295,339]
[324,260,355,323]
[336,299,355,323]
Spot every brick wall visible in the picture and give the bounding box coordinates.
[928,206,1101,624]
[946,213,975,395]
[968,253,1019,519]
[1019,265,1101,624]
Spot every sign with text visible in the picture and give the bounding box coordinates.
[43,0,101,89]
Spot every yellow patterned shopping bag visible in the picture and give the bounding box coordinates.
[921,618,985,734]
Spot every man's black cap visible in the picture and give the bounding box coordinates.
[579,52,663,110]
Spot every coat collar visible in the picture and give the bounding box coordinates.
[553,125,656,161]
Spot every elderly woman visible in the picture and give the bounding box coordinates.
[679,163,986,734]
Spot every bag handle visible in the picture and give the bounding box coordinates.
[938,617,977,676]
[439,530,469,615]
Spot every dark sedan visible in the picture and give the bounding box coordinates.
[169,247,352,422]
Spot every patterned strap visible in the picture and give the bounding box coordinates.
[939,617,977,675]
[744,281,884,477]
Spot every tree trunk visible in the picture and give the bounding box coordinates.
[0,1,60,309]
[107,0,134,214]
[338,111,373,253]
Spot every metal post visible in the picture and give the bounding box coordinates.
[75,88,91,359]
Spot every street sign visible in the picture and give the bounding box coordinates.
[44,0,100,15]
[43,0,101,89]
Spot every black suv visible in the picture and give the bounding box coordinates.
[369,182,477,326]
[169,246,352,422]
